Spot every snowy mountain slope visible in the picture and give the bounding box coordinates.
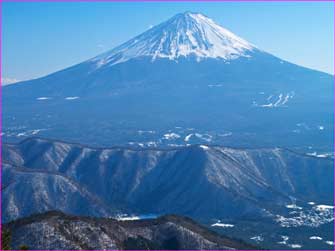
[3,138,333,249]
[2,162,114,221]
[3,138,333,223]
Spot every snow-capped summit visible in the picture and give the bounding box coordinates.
[92,12,256,67]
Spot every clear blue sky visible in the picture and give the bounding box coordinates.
[2,1,334,83]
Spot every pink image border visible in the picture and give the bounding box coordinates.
[0,0,333,251]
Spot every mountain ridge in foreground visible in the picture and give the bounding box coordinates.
[3,210,258,250]
[3,137,334,249]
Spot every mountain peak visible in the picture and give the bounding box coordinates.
[91,12,256,67]
[173,11,205,19]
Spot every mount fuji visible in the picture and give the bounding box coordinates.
[3,12,333,153]
[92,12,255,65]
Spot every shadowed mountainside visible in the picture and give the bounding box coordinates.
[3,137,333,223]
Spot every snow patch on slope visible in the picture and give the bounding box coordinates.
[211,222,234,228]
[163,133,181,140]
[253,92,295,108]
[37,97,51,101]
[309,236,323,240]
[65,96,80,100]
